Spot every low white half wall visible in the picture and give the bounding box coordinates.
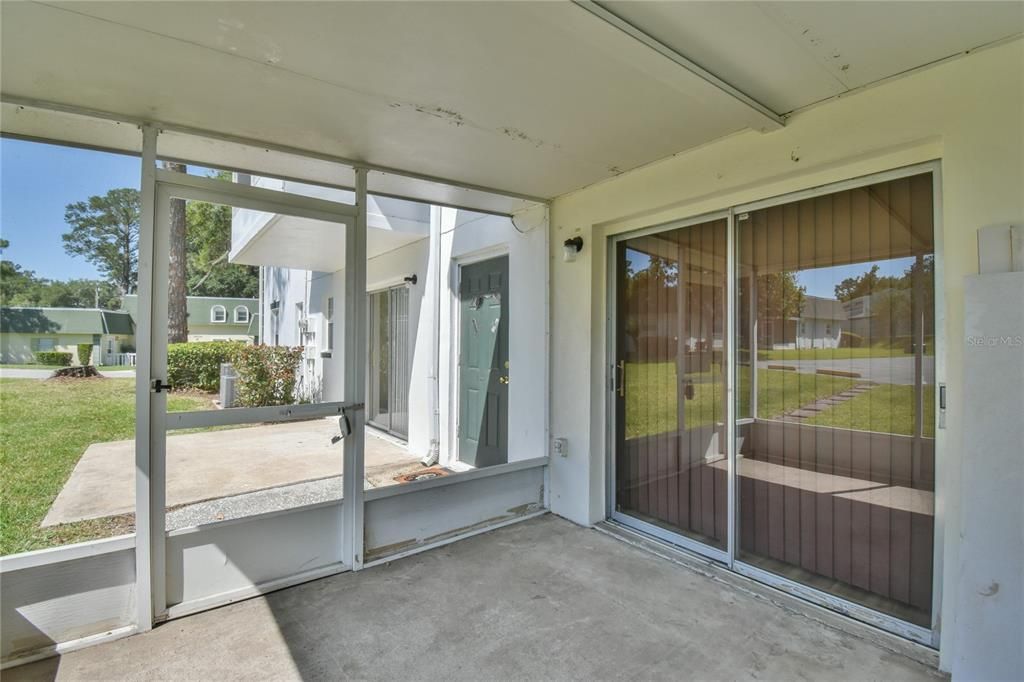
[364,459,547,562]
[0,536,136,665]
[165,502,346,618]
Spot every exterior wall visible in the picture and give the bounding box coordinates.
[546,39,1023,670]
[1,333,96,364]
[259,205,548,468]
[795,317,842,349]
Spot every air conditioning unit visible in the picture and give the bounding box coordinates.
[306,313,325,350]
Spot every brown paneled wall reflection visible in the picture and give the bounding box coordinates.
[736,171,936,626]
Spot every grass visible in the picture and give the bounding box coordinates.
[0,377,212,555]
[807,383,935,437]
[0,363,135,371]
[625,361,932,440]
[757,346,934,361]
[625,363,855,439]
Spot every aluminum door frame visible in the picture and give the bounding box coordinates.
[605,210,733,566]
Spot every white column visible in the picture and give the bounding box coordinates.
[342,168,368,569]
[134,124,158,630]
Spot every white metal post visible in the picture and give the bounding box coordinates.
[725,210,737,568]
[134,125,157,630]
[342,168,368,569]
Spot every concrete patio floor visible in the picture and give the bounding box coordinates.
[6,515,943,681]
[44,420,422,526]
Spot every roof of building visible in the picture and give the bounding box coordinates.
[0,307,135,335]
[121,295,257,328]
[801,296,848,321]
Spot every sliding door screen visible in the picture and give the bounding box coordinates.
[614,218,728,550]
[735,172,936,626]
[368,286,410,438]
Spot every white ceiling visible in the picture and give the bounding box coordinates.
[2,2,1020,202]
[603,1,1024,114]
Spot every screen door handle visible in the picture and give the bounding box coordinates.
[616,361,625,397]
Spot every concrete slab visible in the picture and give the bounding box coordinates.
[44,421,420,526]
[6,516,944,681]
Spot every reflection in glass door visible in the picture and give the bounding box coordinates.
[369,285,410,438]
[610,167,939,640]
[735,171,936,629]
[612,217,729,554]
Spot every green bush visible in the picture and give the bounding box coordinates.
[76,343,93,366]
[233,345,305,407]
[167,341,241,391]
[35,351,72,367]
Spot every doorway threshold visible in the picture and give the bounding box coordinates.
[594,520,939,671]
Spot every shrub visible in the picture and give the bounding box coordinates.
[233,345,305,407]
[76,343,93,366]
[167,341,242,392]
[35,351,72,366]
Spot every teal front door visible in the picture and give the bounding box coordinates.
[458,256,509,468]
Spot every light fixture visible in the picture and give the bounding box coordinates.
[563,236,583,263]
[404,274,418,285]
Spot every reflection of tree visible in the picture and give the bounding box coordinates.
[760,271,805,320]
[623,254,678,347]
[834,257,934,343]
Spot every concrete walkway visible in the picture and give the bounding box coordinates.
[757,356,934,385]
[6,516,944,681]
[44,420,421,526]
[0,367,135,379]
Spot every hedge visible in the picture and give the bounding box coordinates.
[232,344,305,407]
[76,343,93,366]
[35,351,72,366]
[167,341,241,392]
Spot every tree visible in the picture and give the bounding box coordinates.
[62,188,140,295]
[760,271,806,320]
[186,184,259,298]
[165,162,189,343]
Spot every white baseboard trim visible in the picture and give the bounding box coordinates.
[1,625,137,670]
[363,509,549,568]
[162,561,349,621]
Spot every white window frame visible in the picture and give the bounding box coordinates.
[210,305,226,323]
[233,305,249,324]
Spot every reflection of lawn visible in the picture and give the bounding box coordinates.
[0,378,212,554]
[625,363,854,439]
[625,362,933,440]
[807,383,935,437]
[758,346,934,361]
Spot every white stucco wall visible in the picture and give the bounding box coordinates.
[259,204,548,467]
[546,39,1023,670]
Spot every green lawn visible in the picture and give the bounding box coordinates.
[625,363,855,439]
[757,346,934,361]
[807,383,935,437]
[0,364,135,371]
[0,378,211,555]
[625,362,930,440]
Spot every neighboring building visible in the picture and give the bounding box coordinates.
[121,295,258,343]
[1,295,258,365]
[0,307,134,365]
[231,176,546,470]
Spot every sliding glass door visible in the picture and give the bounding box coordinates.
[734,171,936,629]
[369,286,410,439]
[612,216,729,555]
[610,166,939,641]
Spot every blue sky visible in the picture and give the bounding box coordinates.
[1,138,140,280]
[626,248,912,300]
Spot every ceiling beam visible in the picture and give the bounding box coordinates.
[0,94,550,208]
[572,1,785,131]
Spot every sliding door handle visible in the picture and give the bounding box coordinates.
[616,360,625,397]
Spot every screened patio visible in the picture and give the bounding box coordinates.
[1,3,1021,681]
